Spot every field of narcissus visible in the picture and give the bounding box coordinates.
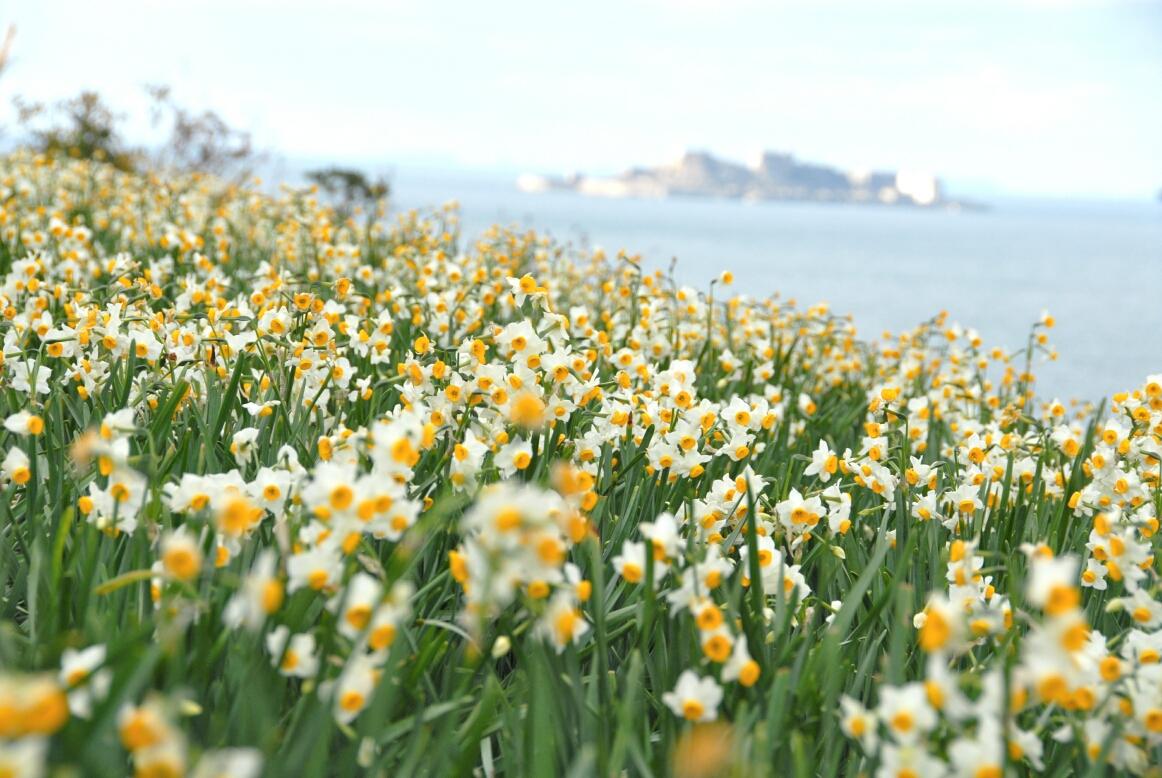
[0,150,1160,777]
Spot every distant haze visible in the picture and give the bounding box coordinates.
[3,0,1161,199]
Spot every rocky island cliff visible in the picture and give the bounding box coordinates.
[519,150,978,209]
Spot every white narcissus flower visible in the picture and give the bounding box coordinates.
[538,592,589,652]
[1080,558,1107,591]
[721,634,760,687]
[59,644,111,718]
[0,737,48,778]
[242,399,280,418]
[774,488,824,535]
[2,447,32,485]
[797,392,817,416]
[365,581,414,656]
[287,545,342,594]
[332,572,383,640]
[948,482,984,518]
[1025,554,1079,614]
[612,540,666,585]
[737,534,778,588]
[99,408,136,440]
[916,593,967,654]
[230,427,261,466]
[721,428,754,462]
[905,455,936,488]
[367,496,421,542]
[662,670,722,723]
[912,491,939,524]
[10,359,51,395]
[133,739,187,778]
[838,695,877,752]
[265,626,319,679]
[876,683,938,743]
[506,274,547,308]
[804,438,838,482]
[1111,588,1162,629]
[248,467,293,516]
[1004,724,1046,770]
[494,437,533,477]
[160,527,203,583]
[877,742,948,778]
[823,483,853,534]
[191,748,263,778]
[328,654,377,725]
[4,410,44,436]
[639,512,681,560]
[223,551,283,631]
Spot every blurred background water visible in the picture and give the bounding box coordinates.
[382,167,1162,402]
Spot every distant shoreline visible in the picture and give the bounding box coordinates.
[517,176,989,213]
[518,149,985,211]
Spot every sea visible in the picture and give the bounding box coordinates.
[378,167,1162,403]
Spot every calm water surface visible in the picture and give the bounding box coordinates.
[385,168,1162,401]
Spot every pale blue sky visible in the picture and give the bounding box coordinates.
[2,0,1160,198]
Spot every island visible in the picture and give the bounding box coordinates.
[517,150,979,209]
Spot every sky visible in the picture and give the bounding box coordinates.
[1,0,1160,199]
